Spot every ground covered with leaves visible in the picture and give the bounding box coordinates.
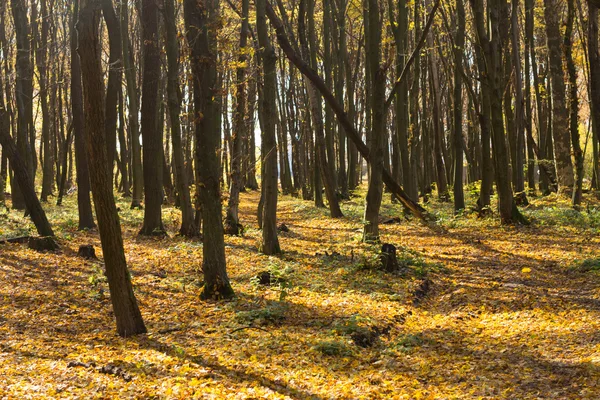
[1,188,600,399]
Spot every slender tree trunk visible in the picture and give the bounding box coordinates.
[257,0,282,254]
[184,0,235,298]
[363,0,385,241]
[38,0,54,202]
[164,0,197,236]
[72,0,96,229]
[224,0,248,235]
[121,1,143,208]
[510,0,528,205]
[589,3,600,193]
[1,102,54,237]
[78,0,146,336]
[139,0,165,235]
[10,0,34,210]
[246,75,259,190]
[117,86,131,196]
[565,0,583,206]
[544,0,575,194]
[470,0,526,224]
[102,0,122,183]
[452,0,465,211]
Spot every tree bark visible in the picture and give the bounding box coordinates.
[120,1,143,208]
[164,0,198,237]
[71,0,96,230]
[139,0,165,235]
[544,0,575,194]
[78,0,147,337]
[565,0,583,206]
[589,3,600,192]
[363,0,385,241]
[225,0,249,235]
[10,0,34,210]
[102,0,122,183]
[257,0,282,253]
[452,0,466,211]
[184,0,235,298]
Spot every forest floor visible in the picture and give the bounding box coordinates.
[1,187,600,399]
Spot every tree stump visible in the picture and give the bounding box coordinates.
[77,245,97,259]
[28,236,59,252]
[277,223,289,232]
[380,243,399,272]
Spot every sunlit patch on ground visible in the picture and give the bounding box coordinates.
[1,188,600,398]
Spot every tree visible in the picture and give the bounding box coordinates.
[0,68,54,237]
[470,0,526,224]
[224,0,249,235]
[139,0,165,235]
[78,0,147,336]
[544,0,575,194]
[588,2,600,193]
[10,0,34,210]
[165,0,198,237]
[564,0,583,206]
[363,0,385,241]
[120,0,143,209]
[452,0,466,212]
[257,0,282,254]
[184,0,235,299]
[71,0,96,230]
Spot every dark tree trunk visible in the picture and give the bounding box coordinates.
[363,0,385,241]
[71,0,96,230]
[165,0,197,237]
[452,0,465,211]
[544,0,575,193]
[565,0,583,206]
[78,0,147,337]
[257,0,282,254]
[121,1,143,208]
[589,3,600,192]
[10,0,34,210]
[184,0,235,299]
[225,0,249,235]
[0,106,54,237]
[38,0,54,202]
[510,0,528,205]
[139,0,165,235]
[470,0,526,224]
[102,0,122,183]
[117,86,131,196]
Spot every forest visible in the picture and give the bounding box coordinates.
[1,0,600,397]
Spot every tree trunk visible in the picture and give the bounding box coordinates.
[121,1,143,208]
[565,0,583,206]
[589,3,600,193]
[544,0,575,194]
[363,0,385,241]
[139,0,165,235]
[184,0,235,298]
[510,0,528,205]
[257,0,282,254]
[452,0,465,211]
[10,0,34,210]
[78,0,146,336]
[71,0,96,230]
[102,0,122,183]
[38,0,54,202]
[470,0,526,224]
[164,0,197,237]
